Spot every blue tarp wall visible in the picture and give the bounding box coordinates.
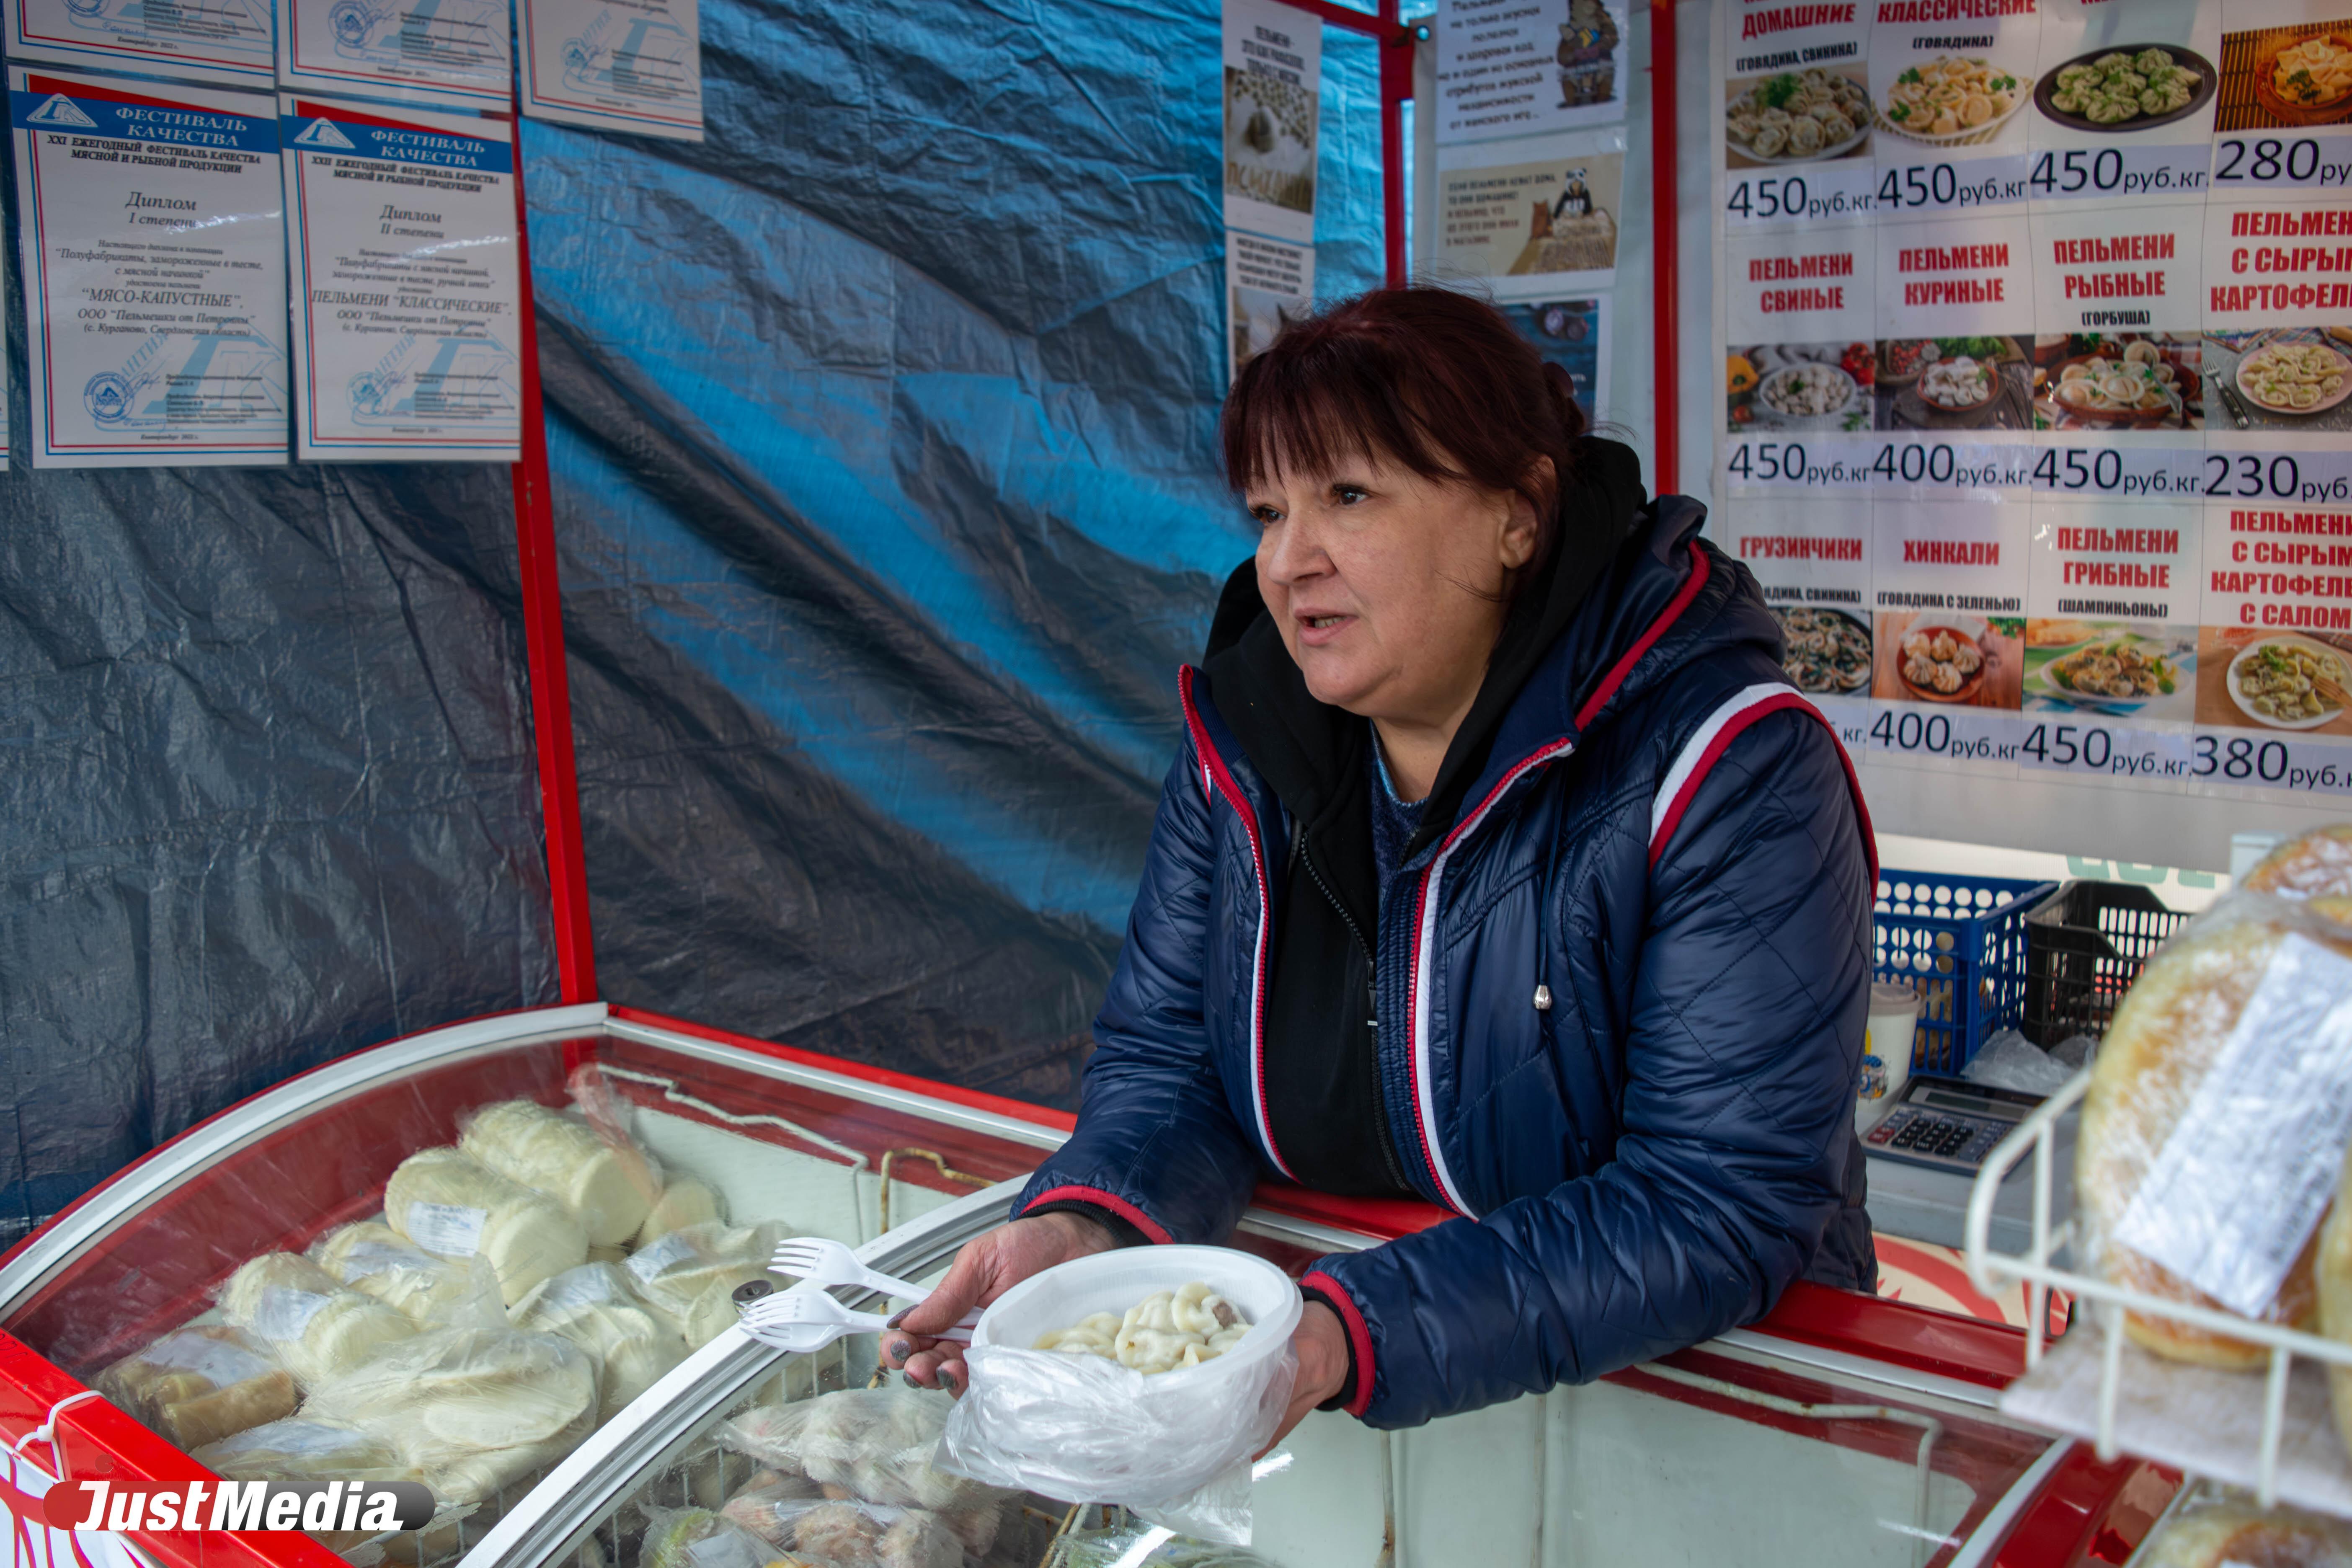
[0,0,1386,1235]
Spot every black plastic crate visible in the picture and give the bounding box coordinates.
[2022,881,2191,1046]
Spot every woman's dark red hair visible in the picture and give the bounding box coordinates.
[1219,287,1589,571]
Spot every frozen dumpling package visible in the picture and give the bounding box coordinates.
[509,1263,688,1423]
[460,1098,660,1249]
[97,1324,297,1452]
[192,1417,422,1555]
[313,1221,506,1329]
[624,1221,785,1349]
[634,1178,725,1248]
[299,1327,599,1507]
[635,1507,771,1568]
[716,1388,1011,1516]
[385,1147,588,1307]
[219,1252,418,1386]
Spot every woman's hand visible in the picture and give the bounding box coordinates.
[1262,1302,1351,1452]
[881,1211,1119,1394]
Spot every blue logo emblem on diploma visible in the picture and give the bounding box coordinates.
[24,94,96,128]
[83,373,130,424]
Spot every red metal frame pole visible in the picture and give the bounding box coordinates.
[1379,0,1410,287]
[1649,0,1679,495]
[507,121,600,1005]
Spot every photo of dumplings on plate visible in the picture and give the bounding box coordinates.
[2033,334,2202,431]
[2220,20,2352,130]
[2196,629,2352,735]
[1874,55,2031,144]
[1725,65,1871,166]
[2203,330,2352,432]
[1872,612,2022,711]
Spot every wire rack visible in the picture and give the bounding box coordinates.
[1964,1068,2352,1514]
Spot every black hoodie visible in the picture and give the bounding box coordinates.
[1195,437,1650,1195]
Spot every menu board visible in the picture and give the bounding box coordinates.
[1713,0,2352,810]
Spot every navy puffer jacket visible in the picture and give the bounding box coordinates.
[1014,458,1878,1430]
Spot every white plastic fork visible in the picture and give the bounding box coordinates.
[738,1286,973,1352]
[768,1236,981,1329]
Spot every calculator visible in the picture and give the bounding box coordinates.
[1862,1077,2043,1174]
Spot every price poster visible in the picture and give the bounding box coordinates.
[11,69,285,468]
[1222,0,1319,245]
[277,0,511,109]
[1435,0,1628,143]
[0,0,273,90]
[518,0,703,139]
[279,95,520,461]
[1713,0,2352,809]
[1227,230,1313,383]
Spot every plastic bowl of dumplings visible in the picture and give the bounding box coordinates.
[970,1245,1301,1387]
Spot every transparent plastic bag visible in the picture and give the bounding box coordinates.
[2079,887,2352,1372]
[385,1146,589,1307]
[635,1178,726,1248]
[635,1506,773,1568]
[716,1389,1010,1517]
[1961,1029,2072,1096]
[299,1326,600,1506]
[459,1097,662,1250]
[313,1221,508,1329]
[713,1493,966,1568]
[218,1251,419,1386]
[935,1343,1296,1543]
[96,1323,298,1451]
[1045,1522,1285,1568]
[2138,1482,2352,1567]
[510,1263,689,1423]
[191,1416,422,1555]
[625,1220,785,1349]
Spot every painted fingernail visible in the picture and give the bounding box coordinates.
[886,1309,909,1329]
[901,1369,921,1389]
[939,1369,958,1395]
[888,1340,912,1362]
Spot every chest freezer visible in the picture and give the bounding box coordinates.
[0,1003,2176,1568]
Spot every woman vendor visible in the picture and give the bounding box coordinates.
[885,286,1877,1443]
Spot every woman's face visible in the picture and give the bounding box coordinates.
[1248,451,1540,726]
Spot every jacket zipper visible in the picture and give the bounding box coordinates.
[1297,837,1418,1194]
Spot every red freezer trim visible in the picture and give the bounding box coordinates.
[1572,542,1709,730]
[1989,1449,2178,1568]
[609,1007,1079,1132]
[1754,1279,2026,1390]
[0,1332,341,1568]
[1018,1186,1174,1248]
[1299,1270,1376,1419]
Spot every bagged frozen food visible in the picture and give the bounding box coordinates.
[314,1222,506,1329]
[625,1221,785,1349]
[2138,1485,2352,1567]
[385,1146,589,1307]
[635,1178,725,1248]
[98,1323,298,1452]
[510,1263,688,1423]
[717,1388,1009,1516]
[636,1506,772,1568]
[220,1253,418,1386]
[192,1416,418,1553]
[1048,1527,1283,1568]
[300,1327,598,1507]
[2245,826,2352,913]
[2079,895,2352,1367]
[460,1098,659,1249]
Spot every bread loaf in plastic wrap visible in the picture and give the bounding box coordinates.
[510,1263,688,1423]
[219,1252,418,1386]
[385,1147,588,1306]
[300,1327,599,1507]
[460,1099,659,1248]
